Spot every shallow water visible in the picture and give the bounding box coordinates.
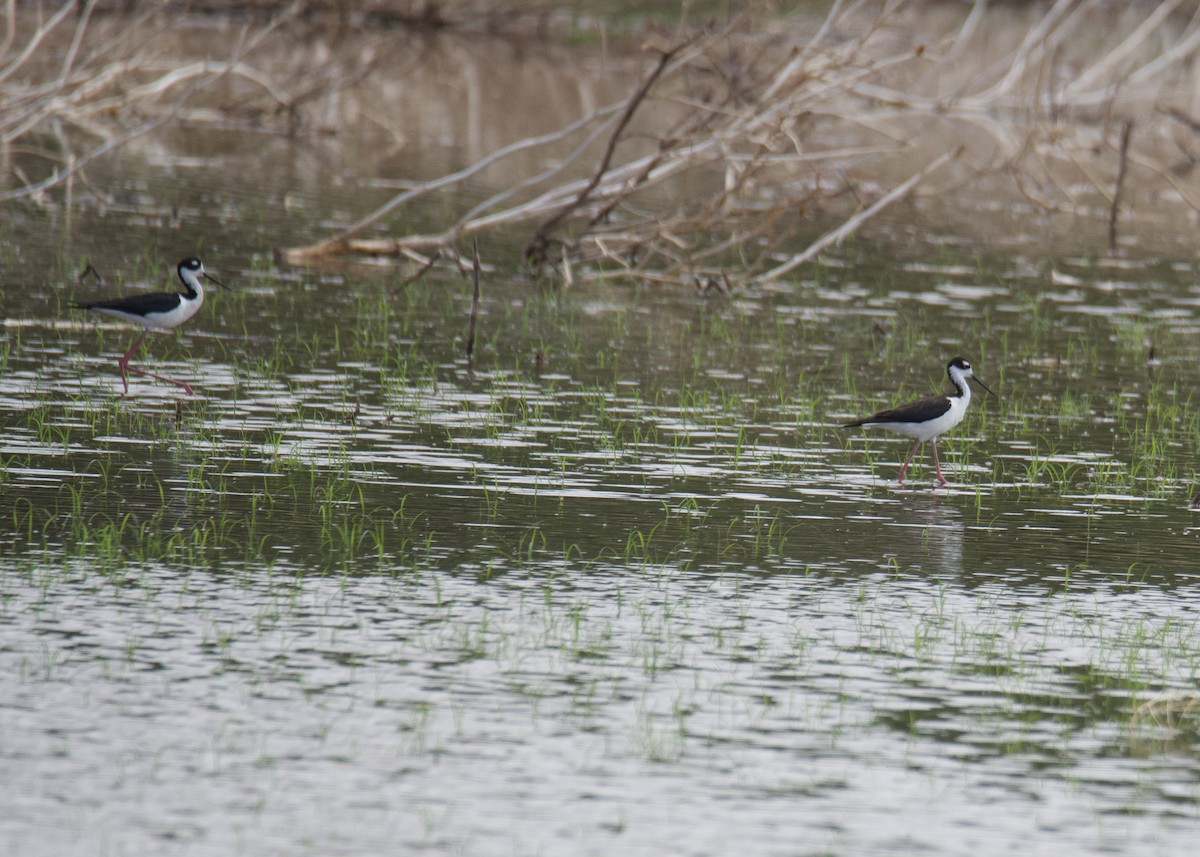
[6,26,1200,857]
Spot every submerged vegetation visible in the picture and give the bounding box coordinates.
[5,243,1200,578]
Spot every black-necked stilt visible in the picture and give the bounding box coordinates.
[843,356,995,487]
[74,257,228,396]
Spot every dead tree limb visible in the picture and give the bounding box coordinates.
[273,1,1200,286]
[523,35,696,265]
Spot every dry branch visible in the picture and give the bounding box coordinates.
[280,0,1200,285]
[755,148,962,284]
[7,1,1200,284]
[0,1,373,204]
[466,238,481,369]
[1109,120,1134,253]
[523,36,694,265]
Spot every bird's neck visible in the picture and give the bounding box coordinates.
[950,373,971,403]
[179,274,203,301]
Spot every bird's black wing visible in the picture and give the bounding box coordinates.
[844,394,952,427]
[74,292,181,314]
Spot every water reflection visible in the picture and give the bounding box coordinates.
[879,494,965,578]
[7,549,1196,855]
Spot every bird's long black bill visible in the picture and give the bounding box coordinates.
[203,272,230,290]
[971,376,997,398]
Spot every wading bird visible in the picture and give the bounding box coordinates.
[74,257,228,396]
[843,357,995,487]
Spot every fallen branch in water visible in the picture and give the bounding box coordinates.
[292,0,1200,283]
[8,1,1195,283]
[523,35,696,266]
[0,0,376,205]
[754,147,962,284]
[281,0,1200,285]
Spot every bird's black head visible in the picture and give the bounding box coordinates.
[948,356,997,398]
[178,256,228,290]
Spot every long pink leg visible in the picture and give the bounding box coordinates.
[116,330,194,396]
[115,330,148,395]
[125,365,194,396]
[897,440,922,485]
[931,439,947,487]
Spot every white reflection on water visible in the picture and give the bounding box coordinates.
[3,560,1198,856]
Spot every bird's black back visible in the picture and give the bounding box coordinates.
[74,292,183,315]
[843,393,952,427]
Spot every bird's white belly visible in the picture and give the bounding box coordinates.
[875,399,966,442]
[148,299,203,330]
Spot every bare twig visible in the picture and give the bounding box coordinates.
[77,262,104,286]
[0,0,16,65]
[524,36,695,263]
[0,1,364,204]
[756,148,961,284]
[285,102,628,262]
[1109,120,1134,253]
[0,1,76,88]
[0,17,288,203]
[466,238,481,370]
[397,251,440,290]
